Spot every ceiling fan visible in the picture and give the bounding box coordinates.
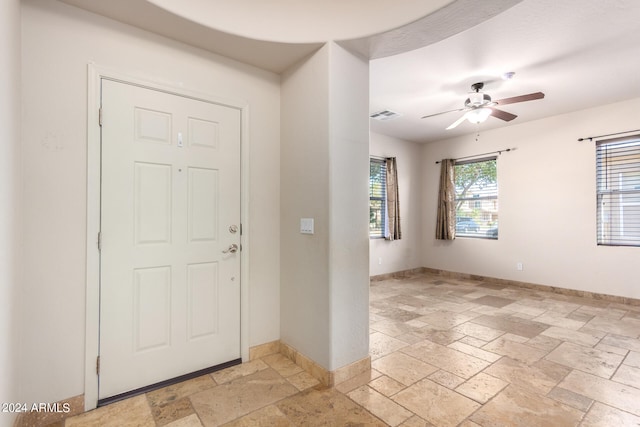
[421,82,545,130]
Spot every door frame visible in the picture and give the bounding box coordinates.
[84,63,250,411]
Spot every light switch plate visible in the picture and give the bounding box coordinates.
[300,218,314,234]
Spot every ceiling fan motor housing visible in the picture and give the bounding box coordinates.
[465,92,492,108]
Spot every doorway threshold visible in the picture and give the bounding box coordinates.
[97,358,242,407]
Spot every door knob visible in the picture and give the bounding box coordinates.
[222,244,238,254]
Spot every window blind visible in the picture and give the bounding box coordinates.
[454,157,498,239]
[596,136,640,246]
[369,158,386,238]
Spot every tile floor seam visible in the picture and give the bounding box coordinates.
[461,374,526,425]
[363,382,416,416]
[193,410,205,427]
[544,381,594,416]
[575,404,589,425]
[608,351,627,381]
[346,384,410,426]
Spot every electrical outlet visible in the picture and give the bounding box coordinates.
[378,257,382,265]
[516,262,523,271]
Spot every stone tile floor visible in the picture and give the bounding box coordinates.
[57,272,640,426]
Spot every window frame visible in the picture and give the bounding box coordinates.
[596,136,640,247]
[369,158,387,239]
[454,156,499,240]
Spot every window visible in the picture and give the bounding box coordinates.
[596,136,640,246]
[454,157,498,239]
[369,158,386,238]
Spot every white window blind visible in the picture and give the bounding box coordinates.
[596,136,640,246]
[369,158,386,238]
[454,157,498,239]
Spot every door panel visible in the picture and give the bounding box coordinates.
[134,162,172,245]
[133,266,171,353]
[188,167,218,242]
[99,79,241,399]
[187,262,219,339]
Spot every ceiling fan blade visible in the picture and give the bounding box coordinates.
[446,113,468,130]
[495,92,545,106]
[421,107,467,119]
[490,108,517,122]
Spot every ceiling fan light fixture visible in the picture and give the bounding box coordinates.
[422,82,543,130]
[466,107,491,124]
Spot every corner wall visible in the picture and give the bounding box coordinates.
[0,1,21,425]
[421,97,640,299]
[280,45,332,367]
[327,44,370,370]
[280,42,369,371]
[21,0,281,406]
[369,133,423,276]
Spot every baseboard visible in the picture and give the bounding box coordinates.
[331,355,372,386]
[279,341,370,387]
[248,340,371,388]
[248,340,281,360]
[279,342,332,386]
[370,267,425,282]
[420,267,640,306]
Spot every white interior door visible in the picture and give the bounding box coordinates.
[99,79,241,399]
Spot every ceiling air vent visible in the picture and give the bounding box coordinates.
[370,110,401,121]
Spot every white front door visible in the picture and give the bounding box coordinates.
[99,79,241,399]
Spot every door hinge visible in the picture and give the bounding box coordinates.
[98,108,103,127]
[96,356,100,375]
[240,223,243,235]
[97,232,101,251]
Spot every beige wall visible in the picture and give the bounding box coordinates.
[421,97,640,299]
[327,43,370,370]
[21,0,281,406]
[280,45,332,367]
[280,43,369,370]
[0,0,21,425]
[369,133,424,276]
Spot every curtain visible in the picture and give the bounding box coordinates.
[436,159,456,240]
[385,157,401,240]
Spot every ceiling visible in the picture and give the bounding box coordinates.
[370,0,640,143]
[59,0,517,73]
[145,0,454,44]
[59,0,640,144]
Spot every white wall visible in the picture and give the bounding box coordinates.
[280,43,370,370]
[327,44,370,370]
[21,0,281,406]
[422,97,640,299]
[280,45,332,368]
[0,1,21,425]
[369,133,423,276]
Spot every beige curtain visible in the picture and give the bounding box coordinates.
[436,159,456,240]
[385,157,401,240]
